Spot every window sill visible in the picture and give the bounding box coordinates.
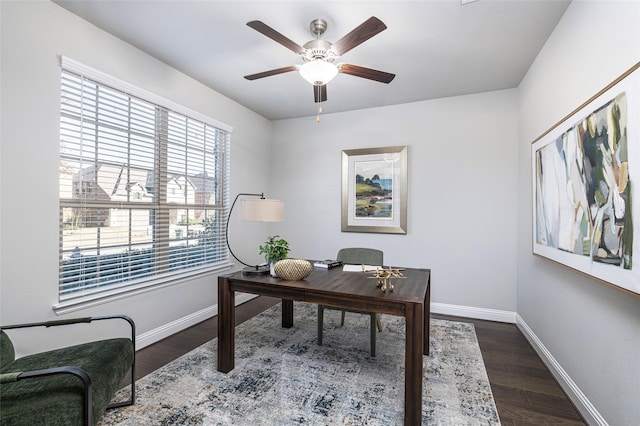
[53,263,232,315]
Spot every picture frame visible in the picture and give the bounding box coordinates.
[342,145,407,234]
[531,62,640,297]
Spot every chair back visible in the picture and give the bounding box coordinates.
[336,248,383,266]
[0,330,15,365]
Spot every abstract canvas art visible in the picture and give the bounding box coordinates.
[342,146,407,234]
[532,62,640,296]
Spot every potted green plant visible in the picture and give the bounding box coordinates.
[259,235,290,276]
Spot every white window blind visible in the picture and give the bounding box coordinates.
[59,62,230,302]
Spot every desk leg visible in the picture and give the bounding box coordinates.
[405,302,423,426]
[282,299,293,328]
[217,276,235,373]
[424,274,431,356]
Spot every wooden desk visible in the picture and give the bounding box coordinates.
[217,266,431,425]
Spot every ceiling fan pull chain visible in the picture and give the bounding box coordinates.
[316,86,323,123]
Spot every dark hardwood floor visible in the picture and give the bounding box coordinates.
[432,312,586,425]
[131,296,586,425]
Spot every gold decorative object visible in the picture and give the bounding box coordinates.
[274,259,313,281]
[369,267,406,292]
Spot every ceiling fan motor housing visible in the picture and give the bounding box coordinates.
[302,39,336,63]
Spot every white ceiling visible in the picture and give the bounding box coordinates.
[54,0,571,121]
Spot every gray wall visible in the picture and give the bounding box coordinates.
[0,1,273,352]
[270,90,519,315]
[517,1,640,424]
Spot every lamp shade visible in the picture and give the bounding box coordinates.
[241,198,284,222]
[299,60,338,85]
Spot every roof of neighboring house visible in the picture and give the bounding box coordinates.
[76,163,212,200]
[190,171,217,194]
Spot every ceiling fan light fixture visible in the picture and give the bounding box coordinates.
[299,60,338,86]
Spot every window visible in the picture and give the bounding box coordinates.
[58,58,231,303]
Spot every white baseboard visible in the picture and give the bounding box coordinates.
[138,299,514,349]
[516,314,606,426]
[136,293,257,350]
[137,299,515,349]
[431,302,517,323]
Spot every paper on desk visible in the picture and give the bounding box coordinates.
[342,264,382,272]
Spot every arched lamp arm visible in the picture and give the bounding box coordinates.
[226,192,265,269]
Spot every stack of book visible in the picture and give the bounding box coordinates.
[313,259,343,269]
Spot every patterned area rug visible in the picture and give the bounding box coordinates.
[100,302,500,425]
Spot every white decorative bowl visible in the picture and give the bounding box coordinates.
[273,259,313,281]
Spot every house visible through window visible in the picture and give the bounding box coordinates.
[58,61,231,303]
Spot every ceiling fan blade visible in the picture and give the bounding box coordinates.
[244,66,298,81]
[339,64,395,84]
[331,17,387,56]
[247,20,305,55]
[313,84,327,103]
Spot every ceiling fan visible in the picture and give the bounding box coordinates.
[244,16,395,105]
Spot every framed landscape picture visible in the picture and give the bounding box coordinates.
[342,145,407,234]
[532,62,640,297]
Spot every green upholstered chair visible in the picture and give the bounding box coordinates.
[0,315,136,426]
[317,248,384,356]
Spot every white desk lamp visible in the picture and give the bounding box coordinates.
[226,193,284,275]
